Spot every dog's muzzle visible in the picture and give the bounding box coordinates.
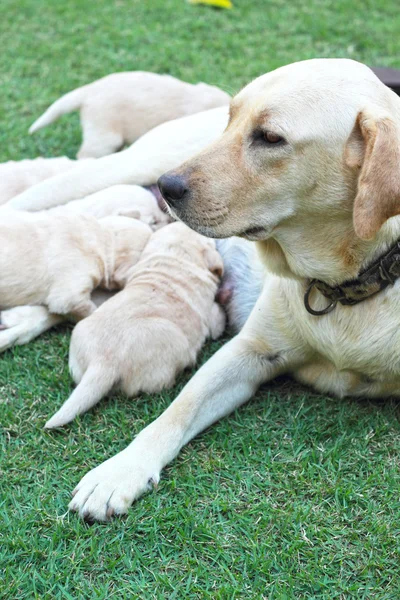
[158,174,189,209]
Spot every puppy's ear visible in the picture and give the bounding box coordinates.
[203,245,224,278]
[346,108,400,240]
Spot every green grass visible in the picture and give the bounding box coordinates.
[1,0,400,597]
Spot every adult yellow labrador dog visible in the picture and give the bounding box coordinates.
[70,58,400,521]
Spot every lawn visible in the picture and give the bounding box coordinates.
[1,0,400,597]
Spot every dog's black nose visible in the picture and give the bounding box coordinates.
[157,174,188,207]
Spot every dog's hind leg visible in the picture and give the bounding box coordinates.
[77,119,124,159]
[45,365,116,428]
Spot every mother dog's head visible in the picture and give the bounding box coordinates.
[158,59,400,242]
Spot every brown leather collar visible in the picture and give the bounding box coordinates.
[304,239,400,316]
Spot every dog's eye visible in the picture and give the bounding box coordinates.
[252,129,286,147]
[263,131,284,144]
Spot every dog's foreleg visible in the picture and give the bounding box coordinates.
[69,332,294,521]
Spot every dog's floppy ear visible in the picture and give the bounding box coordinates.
[346,108,400,240]
[203,245,224,278]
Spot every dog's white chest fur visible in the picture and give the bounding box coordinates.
[282,279,400,397]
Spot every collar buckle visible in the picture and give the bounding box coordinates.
[378,260,395,284]
[304,280,338,316]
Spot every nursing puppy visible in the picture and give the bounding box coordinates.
[69,59,400,522]
[8,106,229,211]
[29,72,230,159]
[46,185,171,230]
[0,156,79,204]
[45,222,225,429]
[0,213,151,319]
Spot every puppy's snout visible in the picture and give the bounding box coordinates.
[158,173,189,208]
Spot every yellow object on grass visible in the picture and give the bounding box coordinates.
[188,0,233,8]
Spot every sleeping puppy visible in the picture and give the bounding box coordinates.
[0,213,151,320]
[0,156,80,204]
[45,222,226,429]
[46,185,171,230]
[8,106,229,212]
[29,72,230,159]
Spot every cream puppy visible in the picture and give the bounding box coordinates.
[45,222,225,429]
[0,213,151,319]
[29,72,230,159]
[8,106,229,212]
[46,185,171,229]
[0,156,80,204]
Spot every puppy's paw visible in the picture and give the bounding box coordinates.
[1,305,50,328]
[0,328,14,352]
[69,451,160,522]
[0,308,21,329]
[0,312,22,351]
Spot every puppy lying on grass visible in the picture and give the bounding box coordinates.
[29,72,230,159]
[45,184,171,230]
[0,156,80,204]
[45,222,226,429]
[0,187,168,352]
[8,107,229,212]
[0,213,151,320]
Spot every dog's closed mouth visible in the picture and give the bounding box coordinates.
[240,226,267,241]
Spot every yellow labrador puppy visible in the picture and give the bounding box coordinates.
[0,156,80,204]
[46,185,171,230]
[69,58,400,522]
[29,72,230,158]
[45,222,225,429]
[0,213,151,320]
[8,106,229,211]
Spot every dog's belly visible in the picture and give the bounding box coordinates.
[292,360,400,398]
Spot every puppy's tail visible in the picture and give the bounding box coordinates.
[44,365,115,429]
[29,86,86,134]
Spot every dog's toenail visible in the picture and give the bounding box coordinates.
[82,513,95,525]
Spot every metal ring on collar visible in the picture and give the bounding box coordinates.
[304,280,337,316]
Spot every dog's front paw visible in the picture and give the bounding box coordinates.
[69,450,160,522]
